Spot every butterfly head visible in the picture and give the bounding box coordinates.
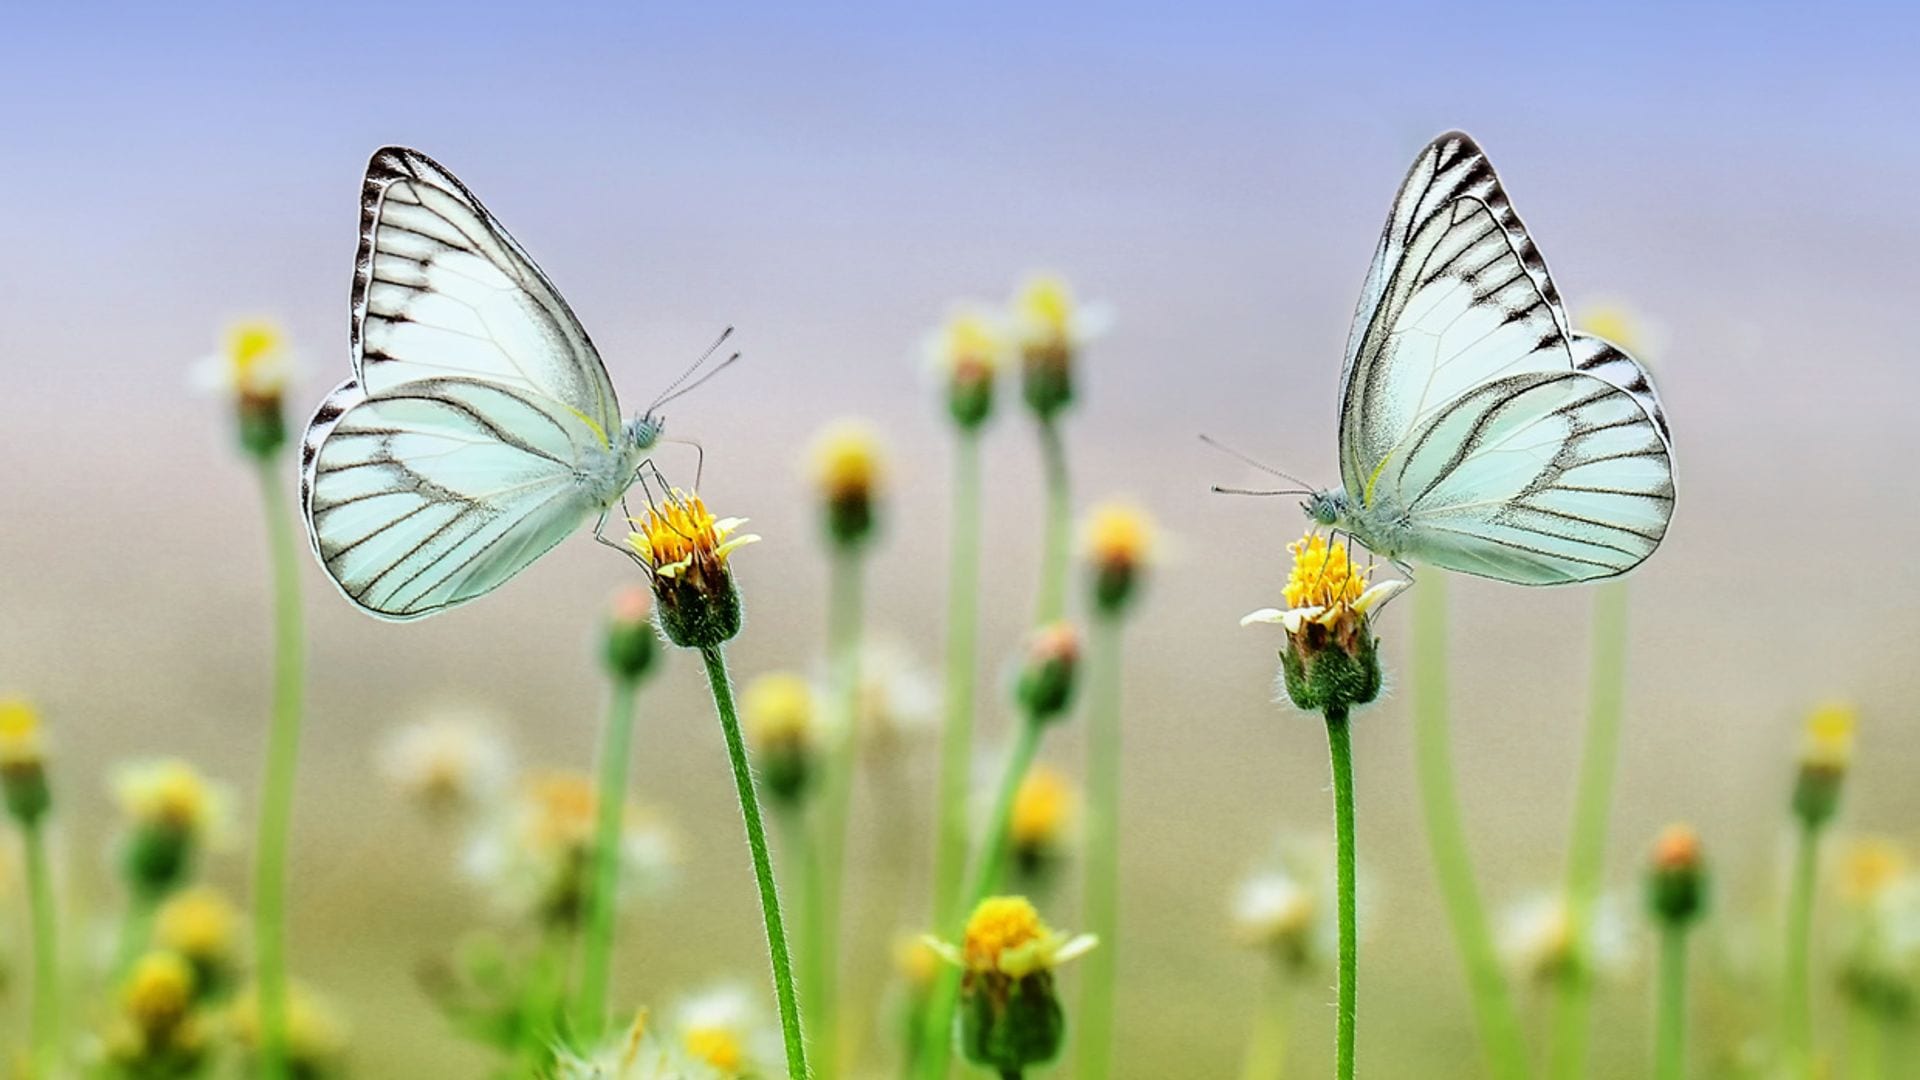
[1304,490,1348,529]
[625,413,665,452]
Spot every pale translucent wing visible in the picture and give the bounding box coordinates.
[353,147,621,439]
[1379,371,1674,585]
[1569,333,1670,444]
[1338,132,1575,498]
[300,377,604,620]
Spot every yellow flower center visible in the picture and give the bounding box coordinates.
[627,489,753,579]
[940,310,1001,379]
[1086,503,1153,571]
[1011,766,1074,848]
[0,698,43,767]
[123,760,212,831]
[684,1025,744,1072]
[124,952,195,1031]
[224,320,289,395]
[742,673,816,747]
[157,887,238,960]
[963,895,1048,972]
[1802,702,1856,770]
[810,422,884,501]
[1283,532,1368,610]
[1016,275,1075,340]
[524,771,600,850]
[1840,837,1909,904]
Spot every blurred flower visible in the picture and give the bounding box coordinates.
[1839,836,1911,906]
[1241,532,1403,714]
[0,697,50,825]
[231,981,348,1078]
[1017,622,1081,722]
[1835,836,1920,1020]
[603,584,660,682]
[154,885,241,998]
[1010,273,1108,420]
[1083,501,1155,616]
[104,950,207,1076]
[552,1008,730,1080]
[1231,834,1349,977]
[672,985,775,1077]
[377,707,513,818]
[628,490,758,649]
[1010,764,1078,880]
[927,895,1095,1073]
[465,770,678,928]
[741,672,821,806]
[1576,301,1665,360]
[853,639,939,756]
[1499,890,1632,987]
[895,933,943,997]
[809,419,886,549]
[1645,823,1708,927]
[925,304,1003,429]
[112,758,232,899]
[193,319,299,459]
[1793,701,1856,828]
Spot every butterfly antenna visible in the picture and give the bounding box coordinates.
[652,351,741,409]
[1198,433,1318,491]
[1210,484,1313,497]
[647,326,734,414]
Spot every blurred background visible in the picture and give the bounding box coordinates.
[3,3,1918,1076]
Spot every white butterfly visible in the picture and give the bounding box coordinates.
[1298,131,1675,585]
[301,147,708,620]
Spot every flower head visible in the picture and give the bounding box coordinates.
[927,895,1096,1072]
[1646,823,1709,926]
[155,885,242,995]
[1794,701,1856,827]
[1241,531,1403,714]
[672,986,773,1076]
[111,758,233,898]
[465,770,679,927]
[603,584,661,682]
[926,305,1003,429]
[1083,501,1155,616]
[1010,764,1078,879]
[231,981,348,1077]
[377,706,514,818]
[741,672,821,806]
[551,1008,731,1080]
[1833,838,1920,1019]
[809,419,886,549]
[1011,273,1107,420]
[628,489,759,649]
[852,639,939,757]
[194,319,298,458]
[105,949,209,1074]
[1017,622,1081,722]
[1231,834,1347,976]
[1500,890,1632,987]
[0,697,50,825]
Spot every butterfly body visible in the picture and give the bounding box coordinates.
[301,147,670,621]
[1312,132,1676,587]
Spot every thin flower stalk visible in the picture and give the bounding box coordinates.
[1784,821,1821,1072]
[1326,707,1359,1080]
[1238,974,1292,1080]
[1075,614,1123,1078]
[811,545,866,1076]
[1411,575,1530,1080]
[932,427,986,931]
[575,677,642,1037]
[24,819,61,1075]
[252,455,307,1080]
[1033,418,1071,626]
[1654,920,1688,1079]
[700,645,810,1079]
[1549,580,1632,1078]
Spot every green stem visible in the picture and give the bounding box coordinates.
[932,430,984,931]
[1076,613,1124,1079]
[1784,819,1821,1075]
[1549,581,1631,1079]
[1654,923,1688,1080]
[1326,708,1358,1080]
[1033,416,1071,626]
[783,805,829,1080]
[1238,969,1291,1080]
[699,645,811,1079]
[917,715,1048,1080]
[252,456,306,1080]
[1411,574,1530,1080]
[1847,1004,1887,1080]
[812,546,865,1078]
[517,924,575,1073]
[576,674,641,1039]
[24,820,60,1077]
[114,892,159,981]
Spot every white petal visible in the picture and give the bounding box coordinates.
[1239,608,1287,627]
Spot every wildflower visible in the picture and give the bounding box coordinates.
[927,305,1003,429]
[194,319,298,459]
[231,981,348,1078]
[1083,501,1155,617]
[466,771,678,928]
[552,1007,731,1080]
[896,933,943,997]
[1011,274,1106,420]
[155,886,241,998]
[627,489,759,650]
[1839,837,1911,906]
[927,895,1096,1073]
[105,951,207,1074]
[1241,532,1404,715]
[741,672,821,806]
[112,758,232,899]
[1646,824,1708,927]
[1009,764,1078,880]
[0,698,50,825]
[1793,701,1855,828]
[603,584,661,683]
[673,986,774,1076]
[377,706,512,818]
[1500,890,1632,987]
[809,420,886,550]
[1017,622,1081,723]
[852,639,939,757]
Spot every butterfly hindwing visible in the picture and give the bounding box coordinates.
[301,376,606,620]
[353,147,622,440]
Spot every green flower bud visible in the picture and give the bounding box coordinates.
[1017,623,1080,723]
[1646,824,1708,927]
[626,490,759,652]
[602,586,660,683]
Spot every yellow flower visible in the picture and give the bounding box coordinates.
[1577,303,1653,357]
[194,319,298,402]
[1011,273,1107,419]
[113,758,227,838]
[742,673,818,750]
[1839,837,1910,906]
[673,986,765,1076]
[937,895,1096,979]
[1801,702,1857,772]
[809,420,885,504]
[231,982,348,1071]
[1242,531,1403,713]
[155,886,241,969]
[628,489,758,649]
[0,697,44,768]
[1010,765,1077,854]
[895,934,942,993]
[468,770,678,925]
[377,707,512,815]
[1084,501,1155,613]
[124,951,196,1035]
[926,305,1003,429]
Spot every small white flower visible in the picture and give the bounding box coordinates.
[378,705,514,815]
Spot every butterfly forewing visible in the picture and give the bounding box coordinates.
[353,147,622,439]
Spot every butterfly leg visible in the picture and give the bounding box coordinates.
[592,506,648,568]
